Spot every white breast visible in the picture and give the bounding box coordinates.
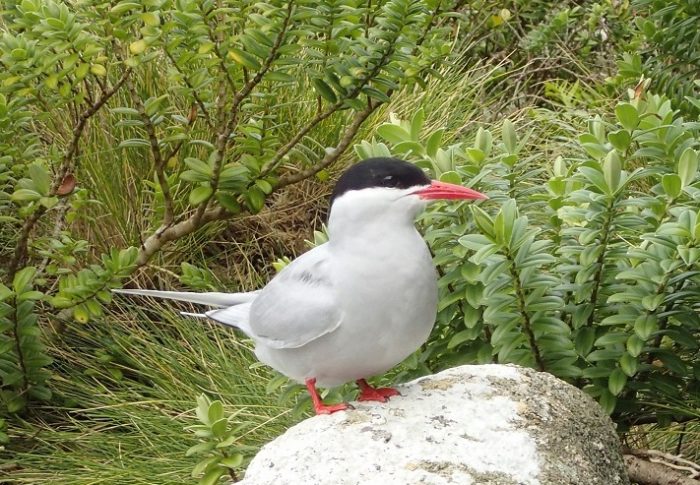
[254,227,438,388]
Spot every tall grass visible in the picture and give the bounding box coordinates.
[2,302,294,484]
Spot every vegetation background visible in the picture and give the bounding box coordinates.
[0,0,698,483]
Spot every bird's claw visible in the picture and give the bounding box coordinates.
[314,402,353,415]
[358,386,401,402]
[356,378,401,402]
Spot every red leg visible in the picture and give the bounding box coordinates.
[356,379,401,402]
[305,378,350,415]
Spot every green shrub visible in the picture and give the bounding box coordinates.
[618,0,700,116]
[0,0,449,414]
[359,91,700,428]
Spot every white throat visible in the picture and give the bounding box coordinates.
[327,186,427,247]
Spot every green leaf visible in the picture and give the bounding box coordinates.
[465,148,485,164]
[678,148,698,187]
[228,48,261,70]
[246,187,266,213]
[589,116,606,143]
[598,389,617,415]
[186,442,216,457]
[28,385,52,401]
[594,332,628,347]
[607,130,631,152]
[641,294,663,312]
[189,186,213,206]
[615,103,639,130]
[75,63,90,79]
[119,138,150,148]
[198,466,225,485]
[219,454,244,468]
[13,267,36,293]
[312,78,337,103]
[410,109,425,141]
[464,283,484,308]
[255,179,273,195]
[0,284,12,302]
[6,395,26,413]
[425,129,444,157]
[376,124,410,144]
[28,164,51,196]
[110,2,141,14]
[12,189,42,202]
[619,353,638,377]
[73,305,89,323]
[626,334,644,357]
[215,193,241,213]
[608,368,627,396]
[634,314,658,339]
[474,127,492,155]
[196,394,211,424]
[438,171,461,185]
[17,290,44,301]
[575,327,595,356]
[208,400,224,423]
[141,11,160,26]
[603,151,621,193]
[662,174,682,199]
[90,64,107,77]
[502,119,517,154]
[211,418,228,438]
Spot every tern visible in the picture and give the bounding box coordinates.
[115,157,487,414]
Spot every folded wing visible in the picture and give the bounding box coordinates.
[206,245,342,349]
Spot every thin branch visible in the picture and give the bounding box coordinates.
[191,0,295,228]
[260,30,396,178]
[276,101,379,190]
[200,2,237,92]
[415,0,442,50]
[624,453,700,485]
[259,104,343,177]
[7,68,132,278]
[507,250,546,371]
[126,78,175,227]
[11,299,29,395]
[625,414,697,426]
[136,206,228,266]
[134,100,378,268]
[164,49,215,129]
[586,198,616,327]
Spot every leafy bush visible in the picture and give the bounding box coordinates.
[622,0,700,116]
[0,0,449,414]
[451,0,632,96]
[359,90,700,428]
[186,394,255,485]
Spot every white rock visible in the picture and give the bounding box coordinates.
[240,364,629,485]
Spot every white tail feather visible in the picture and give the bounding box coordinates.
[112,288,258,307]
[180,311,208,318]
[206,303,254,334]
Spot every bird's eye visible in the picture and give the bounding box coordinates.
[382,175,398,187]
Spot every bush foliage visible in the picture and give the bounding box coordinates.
[358,90,700,428]
[1,0,699,481]
[0,0,449,414]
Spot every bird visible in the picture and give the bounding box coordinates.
[115,157,487,414]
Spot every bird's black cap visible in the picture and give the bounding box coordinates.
[330,158,430,206]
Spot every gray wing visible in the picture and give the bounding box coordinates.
[208,244,342,349]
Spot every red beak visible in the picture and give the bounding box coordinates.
[413,180,488,201]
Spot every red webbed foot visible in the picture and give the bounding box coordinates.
[314,402,353,414]
[356,378,401,402]
[305,378,352,415]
